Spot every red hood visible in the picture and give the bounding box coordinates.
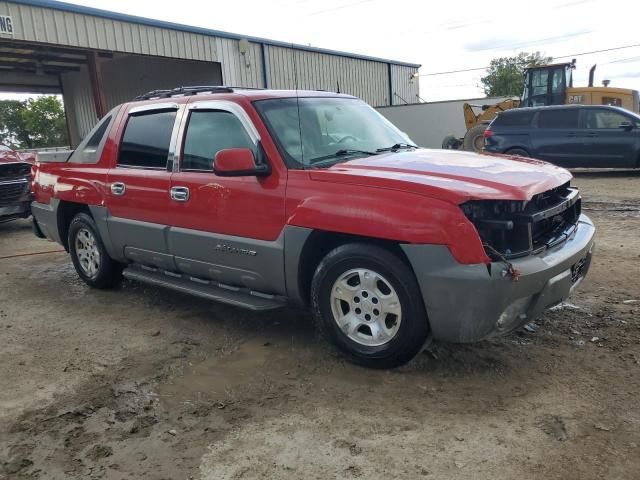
[308,149,572,204]
[0,150,36,165]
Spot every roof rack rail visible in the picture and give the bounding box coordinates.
[134,85,265,101]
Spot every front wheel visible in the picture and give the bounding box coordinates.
[68,212,122,289]
[311,244,429,369]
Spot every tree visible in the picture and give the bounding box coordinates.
[0,96,68,149]
[0,100,29,149]
[480,52,553,97]
[21,96,69,148]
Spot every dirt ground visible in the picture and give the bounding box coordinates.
[1,171,639,480]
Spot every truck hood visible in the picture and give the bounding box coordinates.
[308,148,572,204]
[0,150,36,165]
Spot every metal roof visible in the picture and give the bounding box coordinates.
[9,0,421,68]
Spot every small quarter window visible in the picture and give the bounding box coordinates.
[68,107,119,164]
[182,110,255,171]
[118,110,177,169]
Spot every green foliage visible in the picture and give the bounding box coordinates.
[0,100,29,149]
[0,96,68,149]
[480,52,553,97]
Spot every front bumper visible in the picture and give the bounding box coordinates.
[0,202,30,222]
[401,214,595,343]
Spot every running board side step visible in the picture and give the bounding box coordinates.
[122,265,286,311]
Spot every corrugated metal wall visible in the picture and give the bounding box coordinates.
[2,0,418,105]
[1,0,265,88]
[1,1,220,61]
[266,45,393,107]
[216,37,263,88]
[60,65,97,145]
[59,54,224,143]
[99,54,223,107]
[390,64,420,106]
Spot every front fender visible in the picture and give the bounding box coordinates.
[285,174,488,264]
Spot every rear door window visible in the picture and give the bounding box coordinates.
[118,110,177,169]
[537,109,580,129]
[493,111,535,127]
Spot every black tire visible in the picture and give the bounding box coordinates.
[68,212,122,289]
[441,135,462,150]
[505,148,530,157]
[462,124,488,152]
[311,243,429,369]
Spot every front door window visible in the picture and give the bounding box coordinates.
[182,110,256,171]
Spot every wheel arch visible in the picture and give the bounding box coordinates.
[56,201,92,251]
[287,227,413,307]
[504,146,531,156]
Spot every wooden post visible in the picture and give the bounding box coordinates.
[88,50,107,119]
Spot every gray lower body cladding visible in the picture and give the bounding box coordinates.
[31,200,61,241]
[402,214,596,343]
[32,200,309,299]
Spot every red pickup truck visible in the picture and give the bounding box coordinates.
[31,87,595,368]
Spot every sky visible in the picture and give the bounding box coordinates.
[5,0,640,102]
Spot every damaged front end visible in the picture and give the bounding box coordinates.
[461,182,582,261]
[0,162,32,223]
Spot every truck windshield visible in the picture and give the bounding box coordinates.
[254,97,413,167]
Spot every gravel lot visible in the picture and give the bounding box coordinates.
[1,171,639,480]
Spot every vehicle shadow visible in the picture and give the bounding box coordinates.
[0,219,32,235]
[571,168,640,178]
[122,277,529,381]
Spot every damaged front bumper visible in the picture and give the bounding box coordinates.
[401,214,595,343]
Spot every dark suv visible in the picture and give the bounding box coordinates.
[484,104,640,168]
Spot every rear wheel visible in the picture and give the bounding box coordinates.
[311,244,429,369]
[68,212,122,289]
[505,148,530,157]
[462,124,487,152]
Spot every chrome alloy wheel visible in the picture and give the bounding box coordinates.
[75,227,101,278]
[330,268,402,347]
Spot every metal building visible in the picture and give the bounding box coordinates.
[0,0,420,145]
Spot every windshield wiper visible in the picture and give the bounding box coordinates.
[376,143,418,153]
[308,149,378,166]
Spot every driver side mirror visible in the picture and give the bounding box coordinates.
[213,148,270,177]
[618,121,634,131]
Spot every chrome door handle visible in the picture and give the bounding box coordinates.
[111,182,126,196]
[170,186,190,202]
